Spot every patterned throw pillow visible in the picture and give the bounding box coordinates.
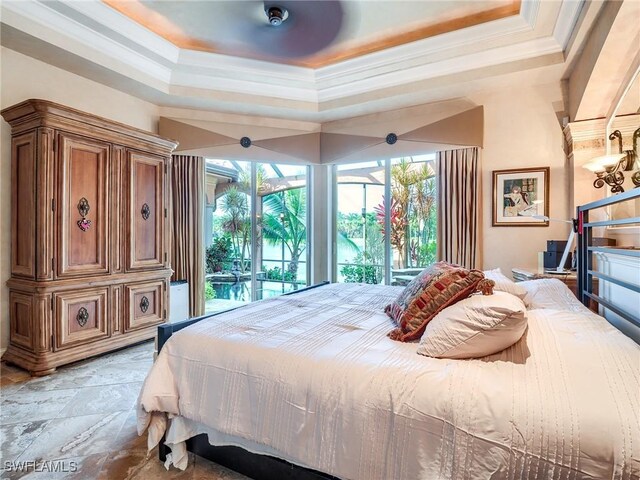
[385,262,492,342]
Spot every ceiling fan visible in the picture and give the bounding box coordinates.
[228,1,345,60]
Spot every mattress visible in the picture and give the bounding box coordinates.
[137,282,640,480]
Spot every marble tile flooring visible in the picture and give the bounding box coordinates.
[0,341,248,479]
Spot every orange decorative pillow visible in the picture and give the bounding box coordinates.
[385,262,491,342]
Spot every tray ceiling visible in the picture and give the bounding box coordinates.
[0,0,591,122]
[102,0,521,68]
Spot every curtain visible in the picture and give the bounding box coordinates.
[170,155,205,317]
[436,148,480,269]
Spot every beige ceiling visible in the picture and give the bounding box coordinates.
[103,0,520,67]
[1,0,597,122]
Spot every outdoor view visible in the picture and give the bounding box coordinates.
[203,155,437,312]
[336,155,437,285]
[204,159,308,313]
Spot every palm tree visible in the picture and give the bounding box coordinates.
[262,188,306,279]
[221,187,251,272]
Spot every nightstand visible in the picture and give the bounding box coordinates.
[511,268,578,296]
[512,267,599,311]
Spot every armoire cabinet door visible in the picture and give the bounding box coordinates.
[11,131,37,278]
[124,280,165,332]
[126,151,165,270]
[54,287,110,350]
[57,133,110,278]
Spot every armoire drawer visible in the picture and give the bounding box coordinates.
[124,280,165,332]
[54,287,109,350]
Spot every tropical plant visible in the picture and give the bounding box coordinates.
[204,282,216,300]
[407,165,437,267]
[337,212,366,238]
[205,235,232,274]
[410,240,437,267]
[374,195,407,268]
[372,158,437,269]
[220,187,251,272]
[261,188,307,278]
[262,265,298,283]
[341,253,381,284]
[364,214,384,269]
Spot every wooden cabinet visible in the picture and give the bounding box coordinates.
[54,287,109,350]
[127,151,165,271]
[57,133,111,278]
[124,280,165,332]
[1,100,177,375]
[11,132,37,279]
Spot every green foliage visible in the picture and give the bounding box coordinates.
[336,158,437,278]
[364,214,384,268]
[337,212,365,238]
[220,187,251,272]
[204,282,216,300]
[262,265,298,283]
[341,253,382,284]
[205,236,232,274]
[389,158,437,269]
[412,241,437,267]
[262,188,306,277]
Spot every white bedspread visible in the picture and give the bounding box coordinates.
[137,283,640,480]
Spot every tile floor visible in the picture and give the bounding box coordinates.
[0,341,248,479]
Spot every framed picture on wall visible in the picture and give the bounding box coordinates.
[492,167,549,226]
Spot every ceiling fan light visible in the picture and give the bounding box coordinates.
[267,6,288,26]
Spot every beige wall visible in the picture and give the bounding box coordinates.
[0,47,161,351]
[0,48,586,350]
[469,83,571,276]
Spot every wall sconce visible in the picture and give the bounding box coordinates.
[583,127,640,193]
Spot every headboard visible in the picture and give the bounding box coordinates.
[577,188,640,344]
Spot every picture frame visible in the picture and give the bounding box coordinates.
[492,167,549,226]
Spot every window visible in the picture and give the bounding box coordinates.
[204,160,309,312]
[205,160,252,311]
[334,155,436,285]
[335,161,385,284]
[257,162,309,298]
[389,155,437,271]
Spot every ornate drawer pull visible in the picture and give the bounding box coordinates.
[77,197,92,232]
[76,307,89,327]
[141,203,150,220]
[140,296,149,313]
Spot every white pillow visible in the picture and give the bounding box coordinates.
[417,291,527,359]
[518,279,591,314]
[483,268,529,306]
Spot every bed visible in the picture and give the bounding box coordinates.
[137,192,640,480]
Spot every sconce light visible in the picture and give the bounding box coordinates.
[583,128,640,193]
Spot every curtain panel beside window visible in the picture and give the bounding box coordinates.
[170,155,205,317]
[436,148,480,270]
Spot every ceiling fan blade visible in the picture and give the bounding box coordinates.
[248,1,345,59]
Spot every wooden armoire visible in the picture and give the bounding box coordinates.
[1,99,178,375]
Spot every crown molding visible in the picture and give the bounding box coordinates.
[2,0,173,83]
[52,0,180,63]
[317,36,562,102]
[553,0,586,49]
[564,114,640,143]
[1,0,589,121]
[315,13,534,85]
[519,0,539,26]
